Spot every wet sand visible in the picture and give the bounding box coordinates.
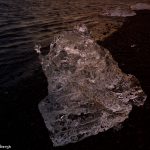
[1,10,150,150]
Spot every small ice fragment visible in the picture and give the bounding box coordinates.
[131,3,150,10]
[34,44,41,54]
[131,44,136,48]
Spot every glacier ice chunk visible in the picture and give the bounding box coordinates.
[37,24,146,147]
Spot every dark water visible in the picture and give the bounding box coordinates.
[0,0,111,88]
[1,0,150,150]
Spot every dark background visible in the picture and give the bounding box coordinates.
[1,10,150,150]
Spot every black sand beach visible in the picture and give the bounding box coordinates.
[1,7,150,150]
